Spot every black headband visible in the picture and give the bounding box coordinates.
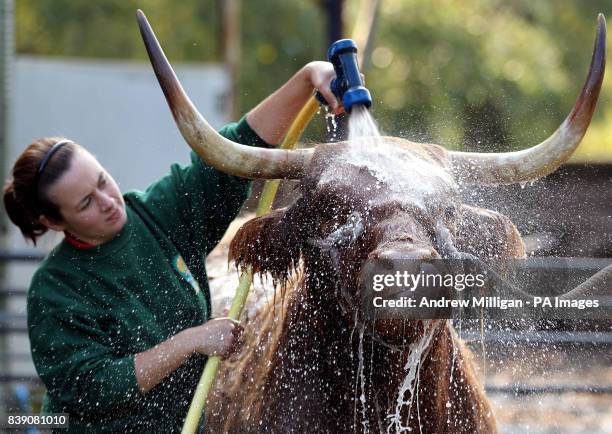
[35,139,72,196]
[38,140,71,175]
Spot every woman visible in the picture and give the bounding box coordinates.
[3,61,341,433]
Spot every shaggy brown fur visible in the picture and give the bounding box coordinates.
[205,139,526,433]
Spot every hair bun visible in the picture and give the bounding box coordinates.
[3,177,45,244]
[4,137,76,244]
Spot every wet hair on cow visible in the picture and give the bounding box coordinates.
[3,137,79,244]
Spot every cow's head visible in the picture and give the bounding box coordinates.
[138,12,606,345]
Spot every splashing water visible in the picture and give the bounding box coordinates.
[331,104,458,216]
[386,321,438,433]
[345,107,381,433]
[344,106,448,432]
[355,323,370,433]
[324,104,340,139]
[344,107,455,432]
[348,105,384,149]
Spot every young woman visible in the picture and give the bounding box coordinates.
[3,61,341,433]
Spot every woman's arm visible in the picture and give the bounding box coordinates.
[134,318,243,394]
[246,61,340,145]
[131,62,340,260]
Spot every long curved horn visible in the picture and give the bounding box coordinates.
[558,263,612,300]
[450,14,606,185]
[136,10,311,179]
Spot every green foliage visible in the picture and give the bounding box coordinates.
[236,0,326,125]
[16,0,223,61]
[364,0,611,160]
[14,0,612,160]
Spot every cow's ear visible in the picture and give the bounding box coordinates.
[229,208,302,283]
[455,204,526,259]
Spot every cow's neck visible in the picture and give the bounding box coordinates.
[259,273,496,433]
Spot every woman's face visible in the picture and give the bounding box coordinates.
[42,148,127,245]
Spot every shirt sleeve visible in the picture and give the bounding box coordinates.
[127,116,271,264]
[28,274,141,415]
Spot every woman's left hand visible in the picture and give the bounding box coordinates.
[187,317,244,358]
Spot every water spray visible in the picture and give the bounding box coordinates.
[317,39,372,112]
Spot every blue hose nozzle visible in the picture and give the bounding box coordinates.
[318,39,372,112]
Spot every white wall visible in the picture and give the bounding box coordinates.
[10,55,230,192]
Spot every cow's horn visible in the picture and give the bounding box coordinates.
[137,10,311,179]
[557,263,612,300]
[450,14,606,185]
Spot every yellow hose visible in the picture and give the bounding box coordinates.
[181,97,319,434]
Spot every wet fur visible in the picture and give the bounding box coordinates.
[206,139,525,433]
[205,204,523,433]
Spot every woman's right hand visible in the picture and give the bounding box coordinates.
[183,318,244,358]
[304,61,342,114]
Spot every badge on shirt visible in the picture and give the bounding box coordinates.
[173,254,201,294]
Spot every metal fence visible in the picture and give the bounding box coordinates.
[0,250,44,419]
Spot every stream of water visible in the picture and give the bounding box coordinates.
[344,106,443,433]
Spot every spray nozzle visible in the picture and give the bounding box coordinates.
[316,39,372,113]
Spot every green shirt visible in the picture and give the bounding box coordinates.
[27,118,267,433]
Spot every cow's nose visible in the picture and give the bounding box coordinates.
[360,244,452,322]
[366,245,441,283]
[369,244,440,262]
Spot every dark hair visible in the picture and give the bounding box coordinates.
[3,137,79,244]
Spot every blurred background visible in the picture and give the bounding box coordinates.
[9,0,612,157]
[1,1,611,432]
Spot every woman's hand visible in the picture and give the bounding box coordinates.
[134,318,244,394]
[246,60,344,144]
[304,61,342,114]
[184,317,244,358]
